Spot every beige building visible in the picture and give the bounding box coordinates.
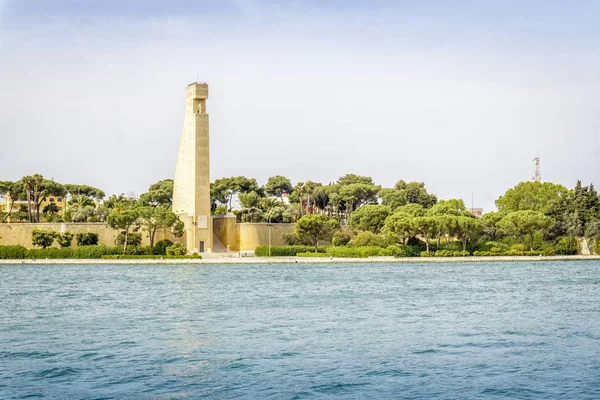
[1,193,67,220]
[172,83,213,253]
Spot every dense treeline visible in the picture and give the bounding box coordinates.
[2,173,600,256]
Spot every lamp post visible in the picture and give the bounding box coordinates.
[268,213,272,257]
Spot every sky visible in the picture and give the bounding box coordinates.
[1,0,599,211]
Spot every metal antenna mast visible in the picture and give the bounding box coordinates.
[533,157,541,182]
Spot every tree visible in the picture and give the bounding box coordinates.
[139,205,178,247]
[437,214,459,246]
[64,195,95,222]
[56,232,74,248]
[337,174,374,186]
[348,204,391,233]
[238,191,262,209]
[171,219,185,243]
[64,184,105,201]
[294,214,340,252]
[395,204,426,217]
[212,176,261,210]
[383,212,416,244]
[21,174,45,222]
[293,181,321,215]
[481,212,504,241]
[585,218,600,248]
[456,216,482,251]
[378,188,407,210]
[404,181,437,207]
[76,232,99,246]
[0,181,23,222]
[35,179,66,223]
[411,216,439,253]
[550,180,600,239]
[339,183,380,219]
[428,199,467,216]
[266,175,293,201]
[104,194,137,210]
[31,229,56,248]
[43,203,60,222]
[107,207,141,253]
[393,180,437,208]
[311,186,330,214]
[498,210,552,251]
[138,179,173,206]
[496,181,568,214]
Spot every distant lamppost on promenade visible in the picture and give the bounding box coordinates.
[268,211,272,257]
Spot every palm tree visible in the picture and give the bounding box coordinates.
[66,195,95,222]
[22,174,44,222]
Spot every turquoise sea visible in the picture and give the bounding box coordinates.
[1,261,600,399]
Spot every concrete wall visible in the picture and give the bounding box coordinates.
[213,215,293,251]
[0,223,177,248]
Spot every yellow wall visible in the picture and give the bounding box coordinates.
[0,223,177,248]
[0,217,292,251]
[213,215,293,251]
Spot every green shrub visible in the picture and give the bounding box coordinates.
[473,251,491,256]
[124,246,151,255]
[72,245,121,258]
[26,248,74,259]
[435,249,452,257]
[325,246,382,258]
[351,232,387,248]
[0,245,28,259]
[25,245,122,259]
[379,245,402,257]
[255,245,325,257]
[595,240,600,255]
[331,231,352,246]
[76,232,99,246]
[152,239,174,255]
[166,242,187,256]
[420,251,433,257]
[432,250,470,257]
[101,254,201,259]
[56,232,74,248]
[296,252,328,258]
[554,236,578,255]
[477,241,509,252]
[31,229,57,248]
[214,205,227,215]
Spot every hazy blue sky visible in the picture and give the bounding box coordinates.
[1,0,599,211]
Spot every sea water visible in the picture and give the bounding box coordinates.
[1,261,600,399]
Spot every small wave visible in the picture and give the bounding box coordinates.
[312,382,367,394]
[269,351,301,359]
[412,349,438,354]
[35,366,78,379]
[481,387,546,397]
[1,351,58,359]
[365,369,412,377]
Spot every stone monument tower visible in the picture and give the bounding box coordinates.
[172,82,213,253]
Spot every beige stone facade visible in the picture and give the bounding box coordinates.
[213,215,293,251]
[0,223,176,248]
[172,83,213,253]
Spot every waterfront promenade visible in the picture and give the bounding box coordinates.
[1,255,599,265]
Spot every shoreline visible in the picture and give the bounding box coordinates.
[0,255,599,265]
